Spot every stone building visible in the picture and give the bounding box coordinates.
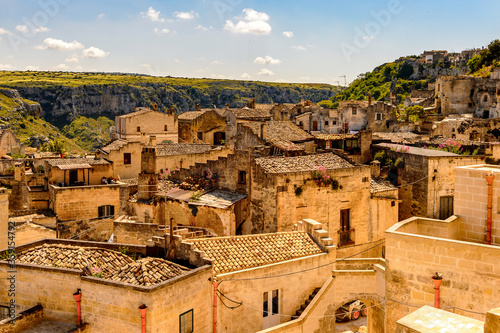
[0,188,8,250]
[0,239,212,332]
[178,106,227,145]
[435,75,500,118]
[430,114,500,141]
[0,129,23,156]
[224,99,273,142]
[373,143,484,220]
[111,107,178,143]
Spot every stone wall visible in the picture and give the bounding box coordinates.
[217,251,336,333]
[0,258,212,332]
[454,165,500,245]
[178,110,226,144]
[49,184,123,221]
[385,219,500,332]
[156,146,233,173]
[58,217,114,242]
[47,163,113,186]
[117,110,178,143]
[113,220,163,245]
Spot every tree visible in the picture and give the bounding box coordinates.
[403,105,426,122]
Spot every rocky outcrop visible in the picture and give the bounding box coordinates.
[0,88,42,116]
[11,82,335,124]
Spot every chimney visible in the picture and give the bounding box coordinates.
[141,133,147,145]
[370,160,380,178]
[247,98,255,109]
[225,103,229,110]
[368,92,372,106]
[149,135,157,147]
[196,104,201,111]
[301,99,305,106]
[168,106,175,116]
[260,123,267,140]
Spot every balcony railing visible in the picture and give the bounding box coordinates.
[338,229,355,247]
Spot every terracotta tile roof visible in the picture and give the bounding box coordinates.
[156,143,212,156]
[269,139,304,151]
[246,121,313,142]
[117,108,154,118]
[178,110,206,121]
[313,133,357,141]
[99,139,129,154]
[370,178,397,193]
[46,157,110,166]
[232,107,271,119]
[187,231,324,275]
[372,132,420,143]
[16,244,190,286]
[255,153,353,173]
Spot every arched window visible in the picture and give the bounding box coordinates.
[484,95,488,102]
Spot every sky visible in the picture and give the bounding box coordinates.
[0,0,499,85]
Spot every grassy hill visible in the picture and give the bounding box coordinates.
[0,92,83,153]
[61,116,114,151]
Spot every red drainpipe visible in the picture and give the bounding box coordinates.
[431,273,443,308]
[213,281,218,333]
[73,289,82,326]
[485,173,495,245]
[139,304,147,333]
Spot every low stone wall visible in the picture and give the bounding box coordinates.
[0,304,43,333]
[58,217,115,242]
[113,221,163,245]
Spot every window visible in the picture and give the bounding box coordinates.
[123,153,131,165]
[452,128,455,132]
[197,132,203,140]
[332,119,337,125]
[439,196,453,220]
[339,209,354,247]
[352,107,357,115]
[238,170,246,184]
[299,121,304,128]
[391,201,396,207]
[312,121,318,131]
[179,309,193,333]
[164,125,168,131]
[484,95,488,102]
[325,121,329,126]
[263,290,280,328]
[98,205,115,219]
[136,126,141,132]
[376,113,382,121]
[0,306,9,321]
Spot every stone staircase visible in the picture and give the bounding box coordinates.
[290,287,322,320]
[297,218,335,252]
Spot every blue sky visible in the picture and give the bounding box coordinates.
[0,0,499,84]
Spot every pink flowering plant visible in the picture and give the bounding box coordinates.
[92,266,104,278]
[311,165,332,187]
[205,168,213,179]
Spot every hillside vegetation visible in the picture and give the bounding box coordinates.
[468,39,500,77]
[61,116,114,151]
[0,92,83,153]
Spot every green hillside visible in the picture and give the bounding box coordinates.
[61,116,114,151]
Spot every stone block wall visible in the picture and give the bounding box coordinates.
[49,184,122,221]
[385,220,500,333]
[455,165,500,245]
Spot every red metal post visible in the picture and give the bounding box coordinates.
[432,273,443,309]
[73,289,82,326]
[139,304,147,333]
[213,281,218,333]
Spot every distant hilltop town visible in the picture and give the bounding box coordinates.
[1,44,500,333]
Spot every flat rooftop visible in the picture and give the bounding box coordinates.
[374,143,459,157]
[396,305,484,333]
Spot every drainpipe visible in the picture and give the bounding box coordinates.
[213,280,218,333]
[73,289,82,326]
[485,172,495,245]
[139,304,147,333]
[431,272,443,308]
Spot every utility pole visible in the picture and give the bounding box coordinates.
[339,75,347,88]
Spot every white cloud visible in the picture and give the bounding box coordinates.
[0,64,12,70]
[257,68,274,76]
[54,63,69,70]
[154,28,170,34]
[98,13,105,19]
[36,38,84,50]
[174,11,198,20]
[195,25,210,31]
[282,31,294,38]
[275,78,289,83]
[291,45,306,51]
[254,56,281,65]
[82,46,109,58]
[173,58,181,63]
[240,73,251,79]
[363,36,375,41]
[65,53,79,63]
[25,65,39,71]
[212,60,224,65]
[0,28,10,35]
[210,73,229,79]
[142,7,165,22]
[16,25,50,34]
[224,8,271,35]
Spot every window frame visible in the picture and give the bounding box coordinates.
[98,205,115,219]
[352,107,357,115]
[0,305,10,321]
[179,309,194,333]
[136,126,141,132]
[238,170,247,185]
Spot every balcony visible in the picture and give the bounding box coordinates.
[338,229,355,247]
